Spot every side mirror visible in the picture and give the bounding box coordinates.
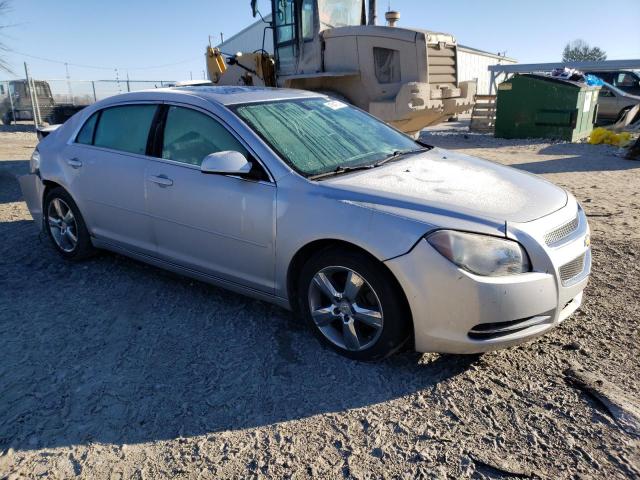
[200,151,252,175]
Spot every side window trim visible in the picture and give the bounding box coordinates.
[152,102,275,184]
[147,104,168,157]
[91,110,102,145]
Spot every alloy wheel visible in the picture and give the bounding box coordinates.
[307,266,384,352]
[47,198,78,253]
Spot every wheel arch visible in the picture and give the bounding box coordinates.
[41,180,87,228]
[286,238,412,322]
[42,179,65,209]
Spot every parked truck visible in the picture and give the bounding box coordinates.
[207,0,475,135]
[0,79,85,125]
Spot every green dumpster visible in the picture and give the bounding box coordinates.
[494,74,600,141]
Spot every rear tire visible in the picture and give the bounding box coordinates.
[43,187,96,260]
[299,247,412,361]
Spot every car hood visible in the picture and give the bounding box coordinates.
[322,148,567,224]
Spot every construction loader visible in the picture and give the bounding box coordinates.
[206,0,475,135]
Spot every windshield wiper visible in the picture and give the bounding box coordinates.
[308,147,430,181]
[374,147,430,167]
[308,164,375,181]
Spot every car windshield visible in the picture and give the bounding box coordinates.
[233,98,419,177]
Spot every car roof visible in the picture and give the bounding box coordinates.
[100,86,325,108]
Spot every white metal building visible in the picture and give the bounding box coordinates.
[457,46,516,95]
[217,14,517,95]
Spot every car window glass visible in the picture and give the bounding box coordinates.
[616,73,636,87]
[235,98,417,176]
[600,87,614,98]
[75,112,99,145]
[94,105,157,155]
[161,106,248,166]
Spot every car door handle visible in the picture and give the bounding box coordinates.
[148,175,173,187]
[67,158,82,169]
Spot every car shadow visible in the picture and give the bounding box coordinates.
[0,207,480,452]
[0,160,30,204]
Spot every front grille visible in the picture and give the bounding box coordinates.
[544,215,579,246]
[559,253,586,285]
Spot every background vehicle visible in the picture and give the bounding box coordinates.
[207,0,475,135]
[586,70,640,96]
[596,82,640,124]
[0,79,85,125]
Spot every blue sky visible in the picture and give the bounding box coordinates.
[1,0,639,82]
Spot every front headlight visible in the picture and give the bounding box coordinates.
[30,149,40,174]
[427,230,531,276]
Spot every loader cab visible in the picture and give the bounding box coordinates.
[271,0,365,76]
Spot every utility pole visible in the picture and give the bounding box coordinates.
[24,62,39,130]
[368,0,377,25]
[6,81,17,124]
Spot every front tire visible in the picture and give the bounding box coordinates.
[44,187,95,260]
[299,247,412,361]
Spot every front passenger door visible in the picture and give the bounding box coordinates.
[145,105,276,293]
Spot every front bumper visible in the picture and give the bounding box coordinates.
[18,173,45,229]
[385,202,591,354]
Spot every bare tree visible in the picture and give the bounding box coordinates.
[562,39,607,62]
[0,0,11,72]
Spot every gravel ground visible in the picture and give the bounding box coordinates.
[1,124,639,479]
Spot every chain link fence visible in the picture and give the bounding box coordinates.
[1,78,175,128]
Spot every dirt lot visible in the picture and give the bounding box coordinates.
[1,124,639,479]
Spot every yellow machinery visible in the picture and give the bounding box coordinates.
[206,0,475,135]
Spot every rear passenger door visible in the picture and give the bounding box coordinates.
[66,103,158,254]
[145,104,276,293]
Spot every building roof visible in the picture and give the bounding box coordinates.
[458,45,517,63]
[218,14,273,50]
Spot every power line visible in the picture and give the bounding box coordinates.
[9,50,203,71]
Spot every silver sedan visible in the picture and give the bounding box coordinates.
[19,87,591,360]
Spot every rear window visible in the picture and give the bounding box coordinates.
[93,105,157,155]
[75,112,99,145]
